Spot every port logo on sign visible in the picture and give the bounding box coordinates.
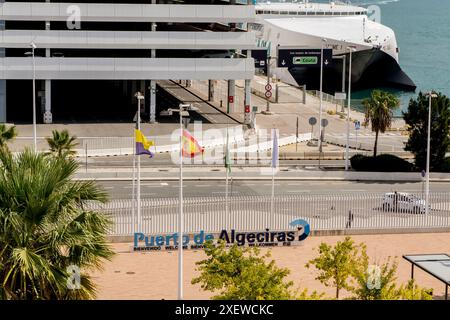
[293,56,318,65]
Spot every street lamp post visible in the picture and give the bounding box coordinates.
[425,91,437,215]
[345,46,356,171]
[176,103,195,300]
[26,42,37,151]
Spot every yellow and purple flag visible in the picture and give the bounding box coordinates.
[182,129,204,158]
[135,129,154,157]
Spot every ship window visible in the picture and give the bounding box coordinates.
[298,12,306,15]
[280,11,288,15]
[270,11,278,14]
[263,10,270,14]
[256,10,263,14]
[289,11,297,15]
[316,12,325,15]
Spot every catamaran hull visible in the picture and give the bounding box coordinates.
[288,48,416,93]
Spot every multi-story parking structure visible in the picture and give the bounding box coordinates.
[0,0,255,124]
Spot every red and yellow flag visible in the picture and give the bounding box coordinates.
[182,129,204,158]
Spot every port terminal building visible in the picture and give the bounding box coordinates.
[0,0,255,124]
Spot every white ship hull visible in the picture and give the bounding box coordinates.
[253,2,416,92]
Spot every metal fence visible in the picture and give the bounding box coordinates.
[89,192,450,236]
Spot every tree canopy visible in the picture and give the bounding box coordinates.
[0,148,114,299]
[403,92,450,171]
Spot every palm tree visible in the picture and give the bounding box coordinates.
[363,90,400,157]
[0,124,17,150]
[0,148,114,300]
[46,129,78,158]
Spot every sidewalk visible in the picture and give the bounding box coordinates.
[8,75,407,154]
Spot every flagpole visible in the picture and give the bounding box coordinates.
[271,164,275,217]
[136,92,143,232]
[270,129,277,217]
[225,128,229,217]
[178,104,184,300]
[132,135,136,233]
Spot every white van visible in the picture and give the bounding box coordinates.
[382,192,428,214]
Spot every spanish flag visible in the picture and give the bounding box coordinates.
[182,129,204,158]
[135,129,154,157]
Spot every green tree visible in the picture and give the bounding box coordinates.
[46,129,78,158]
[306,237,365,299]
[403,92,450,171]
[0,148,114,300]
[363,90,400,156]
[397,279,433,300]
[351,251,399,300]
[192,241,296,300]
[0,124,17,151]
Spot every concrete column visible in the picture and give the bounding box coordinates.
[0,17,5,123]
[149,0,156,123]
[208,80,214,101]
[131,80,137,104]
[244,79,251,125]
[43,7,52,123]
[227,80,235,114]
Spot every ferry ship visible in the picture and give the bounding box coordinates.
[251,1,416,92]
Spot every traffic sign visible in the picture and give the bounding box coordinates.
[265,91,272,98]
[308,117,317,126]
[321,119,329,127]
[277,48,333,68]
[421,170,426,178]
[242,49,268,70]
[265,84,272,91]
[355,120,361,130]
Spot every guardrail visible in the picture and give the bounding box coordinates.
[88,192,450,236]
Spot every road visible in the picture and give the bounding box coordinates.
[99,180,450,199]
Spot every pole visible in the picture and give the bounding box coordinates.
[178,105,184,300]
[266,56,271,113]
[345,48,353,171]
[136,97,141,232]
[318,41,324,151]
[355,127,358,153]
[271,165,275,216]
[425,93,432,215]
[225,127,229,216]
[296,117,299,152]
[32,44,37,151]
[132,138,136,233]
[341,54,346,113]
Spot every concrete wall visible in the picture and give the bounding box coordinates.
[0,57,255,80]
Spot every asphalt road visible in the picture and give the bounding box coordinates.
[99,180,450,199]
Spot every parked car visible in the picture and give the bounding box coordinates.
[382,192,428,214]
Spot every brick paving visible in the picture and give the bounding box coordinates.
[89,232,450,300]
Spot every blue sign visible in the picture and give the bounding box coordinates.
[133,219,310,251]
[355,121,361,130]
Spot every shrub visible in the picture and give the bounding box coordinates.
[350,154,413,172]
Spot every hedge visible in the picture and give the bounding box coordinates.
[350,154,413,172]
